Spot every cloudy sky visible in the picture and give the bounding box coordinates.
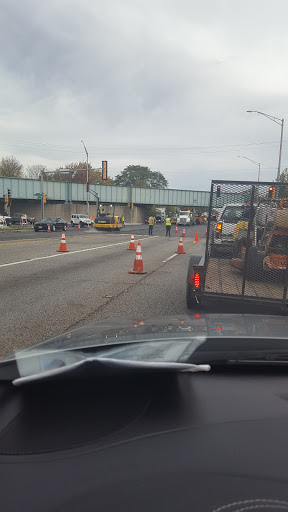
[1,0,288,190]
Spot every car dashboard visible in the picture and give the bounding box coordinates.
[1,367,288,511]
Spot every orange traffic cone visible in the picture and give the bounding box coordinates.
[175,225,178,233]
[194,230,199,242]
[176,236,185,254]
[127,232,136,250]
[205,229,207,236]
[129,242,147,274]
[47,224,51,233]
[182,228,186,237]
[78,224,80,231]
[57,232,69,252]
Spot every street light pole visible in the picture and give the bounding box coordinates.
[247,110,284,182]
[81,140,89,216]
[278,118,284,182]
[237,156,261,181]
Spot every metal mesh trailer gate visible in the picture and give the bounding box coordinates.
[202,180,288,311]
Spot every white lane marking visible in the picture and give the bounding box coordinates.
[162,253,178,263]
[0,237,158,269]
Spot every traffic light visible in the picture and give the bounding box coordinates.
[216,185,221,197]
[86,182,90,192]
[3,191,8,205]
[7,189,11,200]
[129,200,133,209]
[102,161,108,180]
[268,186,275,199]
[43,193,47,204]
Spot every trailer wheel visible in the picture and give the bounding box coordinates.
[246,247,266,281]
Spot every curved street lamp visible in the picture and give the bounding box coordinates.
[247,110,284,182]
[237,155,261,181]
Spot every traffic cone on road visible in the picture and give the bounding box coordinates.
[175,225,178,234]
[78,224,80,231]
[182,228,186,237]
[47,224,51,233]
[127,233,136,250]
[129,242,147,274]
[205,229,207,236]
[57,232,69,252]
[176,236,185,254]
[194,230,199,242]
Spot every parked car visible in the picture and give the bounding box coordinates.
[12,212,35,224]
[34,217,68,232]
[71,214,93,227]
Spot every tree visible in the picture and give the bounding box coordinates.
[0,155,23,177]
[26,164,47,179]
[114,165,168,188]
[53,162,114,185]
[278,168,288,199]
[147,205,157,217]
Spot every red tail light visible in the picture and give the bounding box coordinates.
[194,273,200,288]
[190,270,201,289]
[216,222,222,232]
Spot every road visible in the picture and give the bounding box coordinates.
[0,223,206,356]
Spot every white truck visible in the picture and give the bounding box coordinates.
[71,214,93,227]
[176,210,194,226]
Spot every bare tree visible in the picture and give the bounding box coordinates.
[0,156,23,177]
[26,164,47,179]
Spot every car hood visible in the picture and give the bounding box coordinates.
[11,313,288,354]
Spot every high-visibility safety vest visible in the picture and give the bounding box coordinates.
[149,216,154,225]
[166,218,171,226]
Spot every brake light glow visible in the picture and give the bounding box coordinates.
[194,273,200,289]
[216,222,222,232]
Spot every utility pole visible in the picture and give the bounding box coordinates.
[41,170,44,219]
[81,140,89,216]
[247,111,284,182]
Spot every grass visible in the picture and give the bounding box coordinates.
[0,225,33,231]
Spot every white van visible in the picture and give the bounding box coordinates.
[71,214,93,227]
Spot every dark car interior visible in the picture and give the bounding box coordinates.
[1,363,288,511]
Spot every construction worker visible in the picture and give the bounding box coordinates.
[165,216,171,237]
[121,215,125,227]
[148,215,154,235]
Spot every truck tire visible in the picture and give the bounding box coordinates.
[246,247,266,281]
[186,284,201,309]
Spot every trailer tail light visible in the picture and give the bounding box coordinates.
[194,273,200,288]
[216,222,222,232]
[190,270,201,289]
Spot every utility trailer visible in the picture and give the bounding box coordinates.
[186,180,288,314]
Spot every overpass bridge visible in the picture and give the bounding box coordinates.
[0,176,210,208]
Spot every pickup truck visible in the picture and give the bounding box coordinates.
[186,180,288,315]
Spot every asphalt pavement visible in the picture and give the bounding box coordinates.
[0,223,206,356]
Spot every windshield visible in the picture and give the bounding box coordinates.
[1,1,288,369]
[221,206,246,222]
